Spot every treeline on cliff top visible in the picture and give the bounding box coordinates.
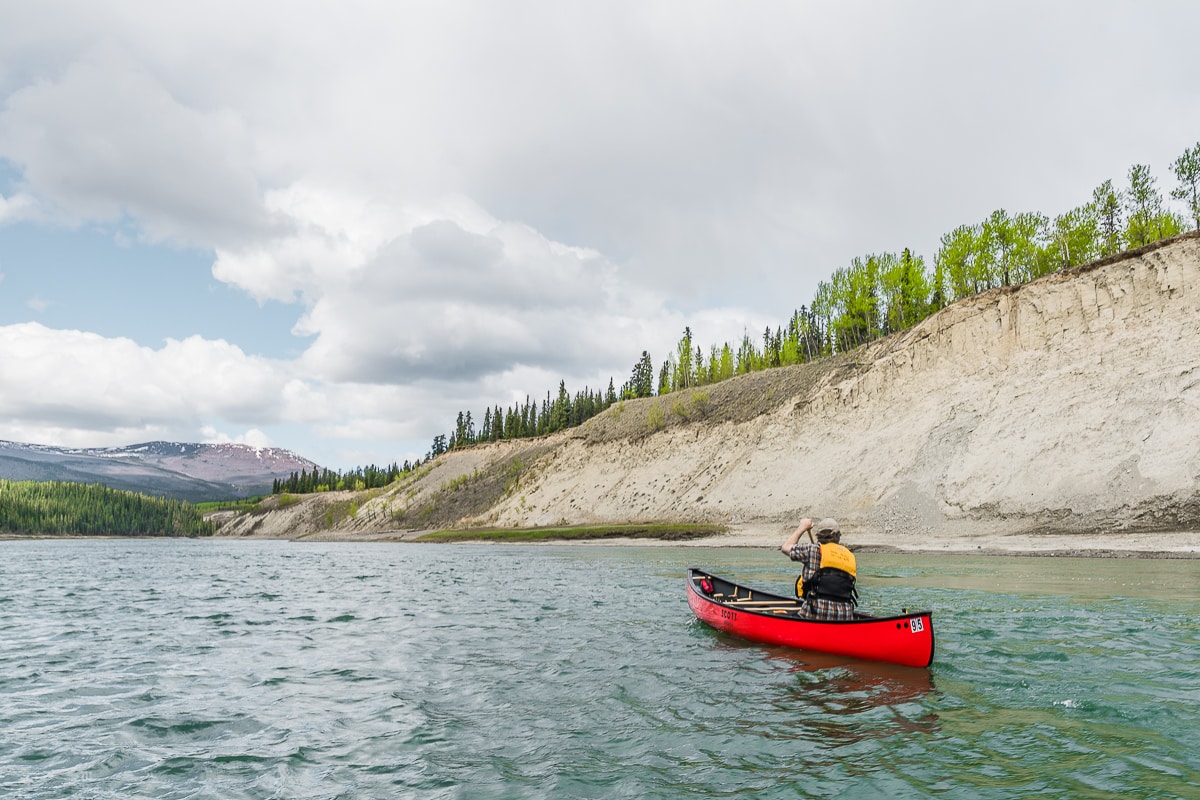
[430,149,1200,448]
[276,142,1200,496]
[0,479,215,537]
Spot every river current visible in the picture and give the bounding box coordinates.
[2,539,1198,799]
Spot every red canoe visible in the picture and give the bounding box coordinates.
[687,568,935,668]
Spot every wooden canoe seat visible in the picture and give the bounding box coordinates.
[729,599,797,606]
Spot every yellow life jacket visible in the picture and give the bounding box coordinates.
[796,542,859,605]
[819,542,856,577]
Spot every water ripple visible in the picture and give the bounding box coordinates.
[1,541,1198,799]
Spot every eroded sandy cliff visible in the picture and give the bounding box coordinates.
[220,233,1200,551]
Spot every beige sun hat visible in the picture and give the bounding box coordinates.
[816,518,840,535]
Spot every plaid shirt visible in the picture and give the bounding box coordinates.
[787,541,856,621]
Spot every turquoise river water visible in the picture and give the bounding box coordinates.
[2,539,1199,799]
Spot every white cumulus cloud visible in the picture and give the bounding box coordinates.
[0,43,271,246]
[0,322,300,443]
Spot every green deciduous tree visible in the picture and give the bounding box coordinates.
[1171,141,1200,231]
[1011,211,1051,282]
[828,258,881,352]
[674,327,695,391]
[879,249,932,332]
[978,209,1048,286]
[734,331,759,374]
[1047,202,1100,270]
[657,354,674,395]
[979,209,1013,287]
[1125,163,1162,247]
[936,224,984,301]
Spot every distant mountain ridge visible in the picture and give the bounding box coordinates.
[0,439,321,502]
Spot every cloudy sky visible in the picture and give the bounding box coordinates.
[1,1,1198,471]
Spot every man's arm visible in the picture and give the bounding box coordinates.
[780,518,814,556]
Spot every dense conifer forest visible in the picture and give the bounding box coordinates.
[0,480,215,536]
[272,463,413,494]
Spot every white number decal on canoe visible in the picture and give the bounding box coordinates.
[909,618,924,633]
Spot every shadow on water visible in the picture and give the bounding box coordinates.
[705,631,940,746]
[770,648,935,704]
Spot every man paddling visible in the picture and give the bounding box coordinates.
[780,517,858,621]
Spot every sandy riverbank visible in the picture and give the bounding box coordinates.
[274,522,1200,558]
[705,523,1200,558]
